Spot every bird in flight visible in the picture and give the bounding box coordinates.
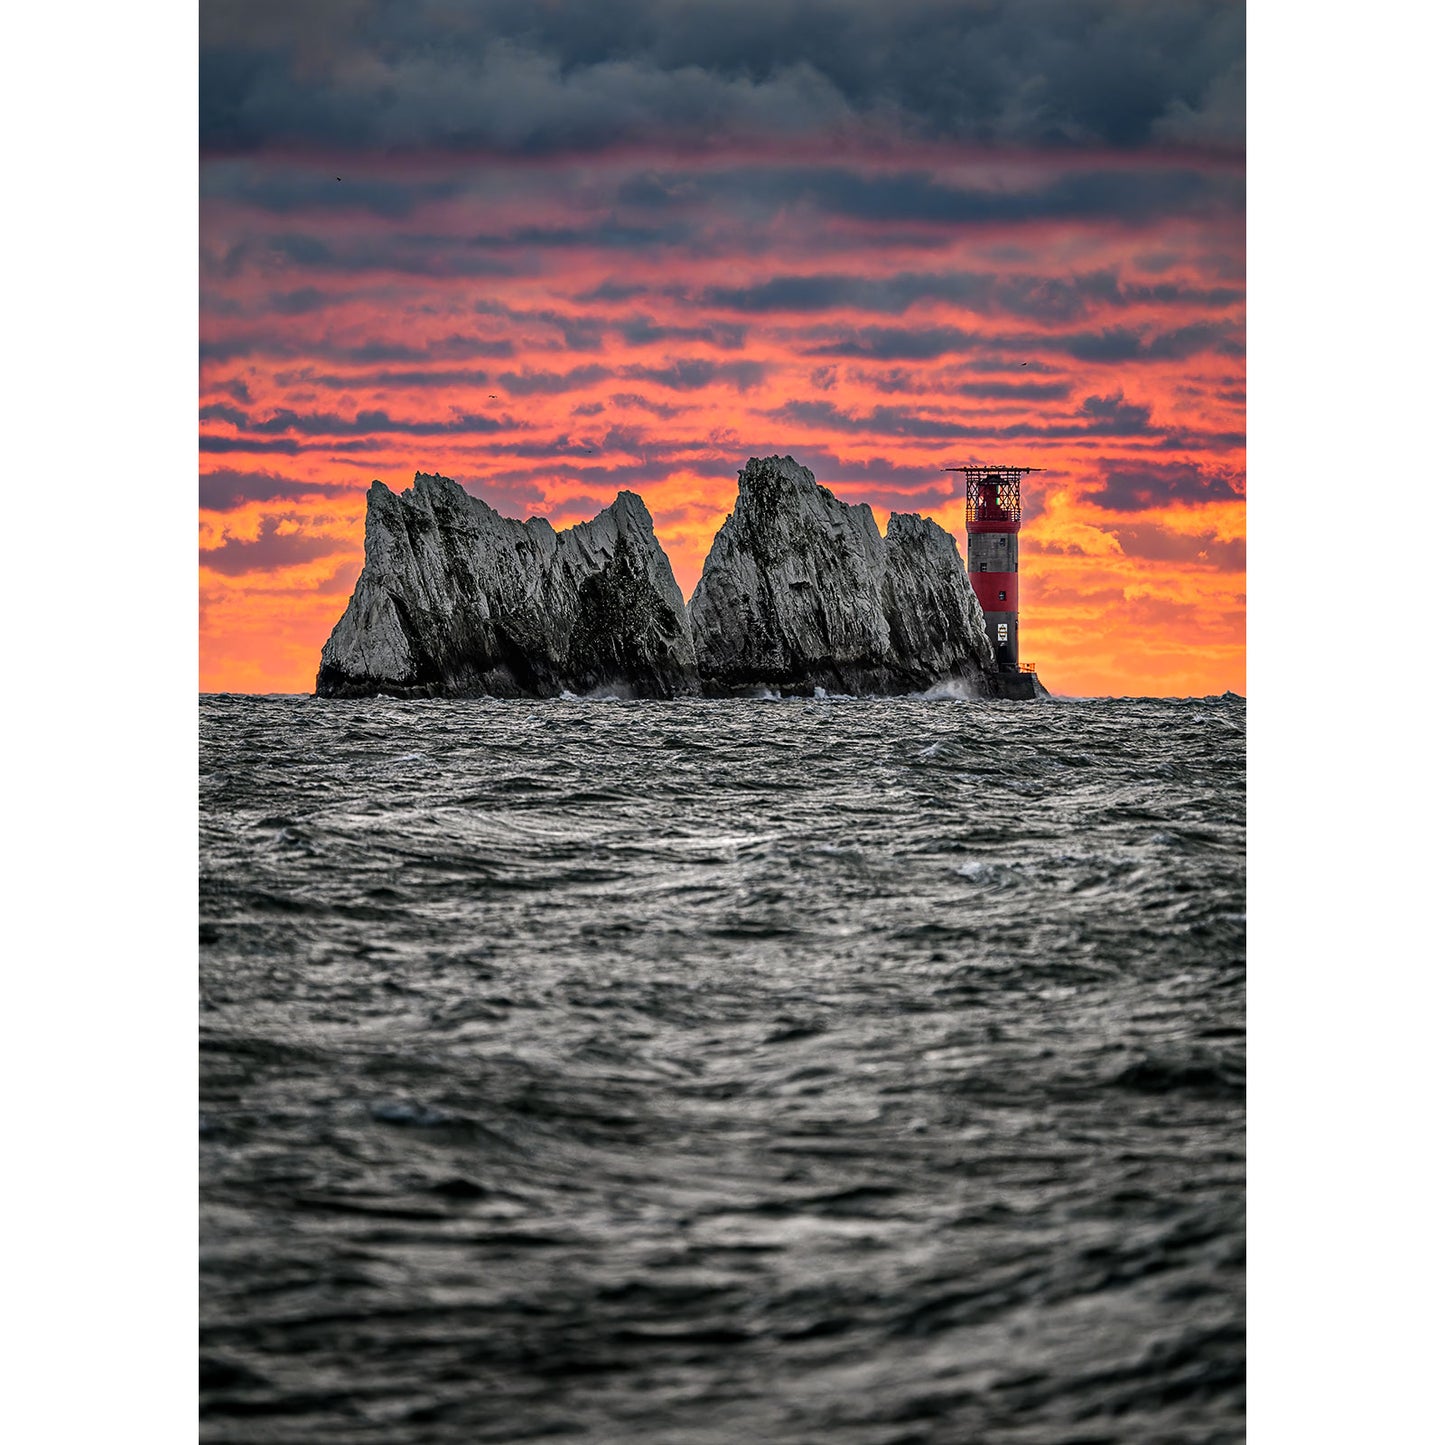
[1020,361,1029,367]
[488,394,497,399]
[336,177,341,182]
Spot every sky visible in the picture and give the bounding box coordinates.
[199,0,1245,697]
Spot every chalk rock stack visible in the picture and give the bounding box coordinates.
[690,456,994,696]
[316,473,697,698]
[879,510,997,692]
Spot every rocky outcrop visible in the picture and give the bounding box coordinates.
[689,456,996,696]
[879,511,999,694]
[315,473,697,698]
[315,458,1042,701]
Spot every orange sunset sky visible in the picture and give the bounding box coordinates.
[200,1,1244,697]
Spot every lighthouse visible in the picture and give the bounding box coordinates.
[946,464,1042,675]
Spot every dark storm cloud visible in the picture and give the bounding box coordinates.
[615,317,749,350]
[205,169,1240,292]
[200,517,351,575]
[202,282,377,322]
[1129,321,1245,360]
[205,406,510,438]
[600,423,656,454]
[702,273,987,314]
[698,269,1241,324]
[814,364,1075,398]
[1052,322,1241,362]
[808,319,1242,362]
[1087,459,1244,511]
[857,363,1065,395]
[956,380,1074,402]
[200,333,516,365]
[199,435,303,455]
[472,300,607,352]
[805,326,987,361]
[1076,392,1153,435]
[1052,321,1244,362]
[621,360,768,392]
[202,164,464,219]
[200,1,1243,156]
[268,366,500,390]
[200,403,250,429]
[479,449,693,480]
[212,233,524,281]
[1047,329,1150,362]
[772,400,1029,441]
[269,286,334,316]
[608,392,681,418]
[577,282,650,303]
[470,221,694,251]
[772,391,1182,445]
[200,435,386,455]
[632,166,1242,229]
[494,365,612,396]
[199,468,348,511]
[777,400,970,439]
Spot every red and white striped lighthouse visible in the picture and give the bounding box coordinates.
[947,465,1042,673]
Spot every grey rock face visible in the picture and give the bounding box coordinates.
[878,511,996,695]
[689,455,995,696]
[316,473,697,698]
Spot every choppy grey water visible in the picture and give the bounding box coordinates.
[200,693,1245,1444]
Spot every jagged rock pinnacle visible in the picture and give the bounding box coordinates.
[688,456,994,696]
[316,474,697,698]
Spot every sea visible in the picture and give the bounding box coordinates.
[200,692,1245,1443]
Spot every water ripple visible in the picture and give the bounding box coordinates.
[201,692,1245,1442]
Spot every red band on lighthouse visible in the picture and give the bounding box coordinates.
[968,571,1015,611]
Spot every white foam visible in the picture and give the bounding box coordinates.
[915,679,980,701]
[954,860,994,880]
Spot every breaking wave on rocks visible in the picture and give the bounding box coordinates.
[914,679,986,701]
[201,692,1244,1443]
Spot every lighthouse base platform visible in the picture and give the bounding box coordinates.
[988,670,1051,701]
